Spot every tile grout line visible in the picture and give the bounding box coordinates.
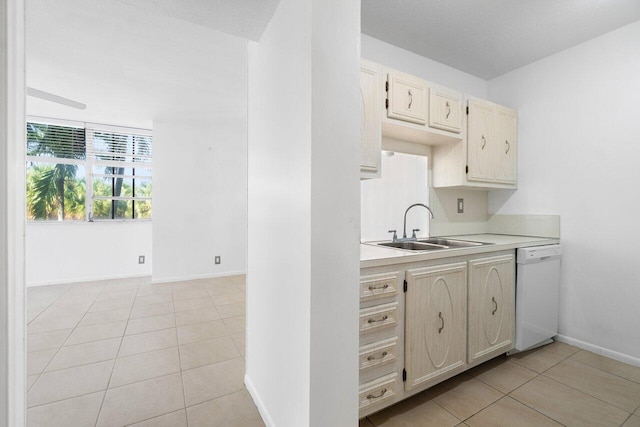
[26,285,107,407]
[94,282,141,427]
[172,285,190,427]
[27,277,248,425]
[568,350,640,386]
[539,371,636,415]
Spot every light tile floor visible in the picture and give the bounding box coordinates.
[29,278,640,427]
[26,274,265,427]
[361,341,640,427]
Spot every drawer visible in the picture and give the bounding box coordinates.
[359,373,398,411]
[360,272,399,303]
[359,302,398,335]
[359,337,398,372]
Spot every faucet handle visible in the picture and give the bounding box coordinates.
[388,230,398,241]
[412,228,420,238]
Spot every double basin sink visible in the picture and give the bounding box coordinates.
[376,238,493,252]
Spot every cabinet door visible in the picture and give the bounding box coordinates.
[495,107,517,184]
[467,99,497,182]
[386,72,428,125]
[429,87,462,133]
[405,262,467,391]
[468,255,515,364]
[360,61,381,178]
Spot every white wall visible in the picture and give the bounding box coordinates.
[26,0,249,285]
[247,0,312,422]
[1,0,26,424]
[152,119,247,282]
[247,0,360,425]
[489,20,640,362]
[361,34,488,99]
[26,222,151,286]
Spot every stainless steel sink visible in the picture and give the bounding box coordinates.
[377,241,448,251]
[375,238,493,252]
[416,238,488,248]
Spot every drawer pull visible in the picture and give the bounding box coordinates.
[481,135,487,150]
[367,388,387,400]
[368,315,388,324]
[445,101,451,119]
[407,90,413,110]
[438,311,444,333]
[368,283,389,291]
[492,296,498,315]
[367,351,388,361]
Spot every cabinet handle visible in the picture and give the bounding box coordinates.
[367,351,388,361]
[407,90,413,110]
[481,135,486,150]
[367,388,388,400]
[368,314,388,324]
[438,312,444,333]
[505,140,510,154]
[445,101,451,119]
[492,297,498,315]
[368,283,389,291]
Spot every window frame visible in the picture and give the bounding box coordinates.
[25,116,153,223]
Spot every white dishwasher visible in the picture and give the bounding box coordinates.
[514,244,562,351]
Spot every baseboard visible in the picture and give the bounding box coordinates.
[245,374,275,427]
[27,272,150,288]
[556,334,640,368]
[151,270,246,284]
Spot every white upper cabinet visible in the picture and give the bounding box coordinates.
[467,99,497,182]
[386,71,428,125]
[496,106,518,184]
[467,99,518,185]
[360,60,382,179]
[432,97,518,189]
[429,87,462,134]
[381,67,462,146]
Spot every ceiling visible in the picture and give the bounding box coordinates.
[115,0,281,41]
[361,0,640,79]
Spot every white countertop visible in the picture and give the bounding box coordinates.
[361,234,559,268]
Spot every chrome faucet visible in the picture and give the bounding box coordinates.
[399,203,434,241]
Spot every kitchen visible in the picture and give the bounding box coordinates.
[2,0,640,426]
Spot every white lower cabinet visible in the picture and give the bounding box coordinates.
[468,254,515,365]
[359,251,515,418]
[404,262,467,391]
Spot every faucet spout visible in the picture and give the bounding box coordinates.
[403,203,434,239]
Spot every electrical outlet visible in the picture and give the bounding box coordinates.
[457,198,464,214]
[215,256,221,265]
[138,255,145,264]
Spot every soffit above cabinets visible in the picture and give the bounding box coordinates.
[361,0,640,79]
[115,0,281,41]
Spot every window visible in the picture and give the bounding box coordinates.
[26,118,152,221]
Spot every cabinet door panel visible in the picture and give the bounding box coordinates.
[467,99,496,182]
[429,88,462,133]
[387,72,428,125]
[468,255,515,364]
[360,61,381,178]
[496,107,517,184]
[405,262,467,391]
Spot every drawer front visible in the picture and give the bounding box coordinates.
[387,72,427,125]
[360,272,399,303]
[359,337,398,372]
[429,87,462,133]
[359,373,398,411]
[359,302,398,335]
